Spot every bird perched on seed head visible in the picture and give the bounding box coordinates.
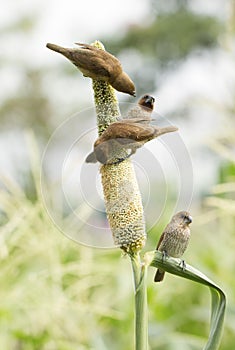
[154,211,193,282]
[46,42,136,96]
[86,122,178,165]
[123,95,155,124]
[85,95,177,165]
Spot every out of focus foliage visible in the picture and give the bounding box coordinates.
[0,70,52,135]
[0,136,235,349]
[104,3,222,95]
[107,10,221,64]
[1,0,235,349]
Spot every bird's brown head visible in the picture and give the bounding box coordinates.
[172,211,192,227]
[138,95,155,111]
[112,72,136,96]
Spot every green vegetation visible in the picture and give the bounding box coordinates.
[1,1,235,348]
[107,10,221,63]
[0,130,234,349]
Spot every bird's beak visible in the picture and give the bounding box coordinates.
[187,216,193,224]
[132,91,136,97]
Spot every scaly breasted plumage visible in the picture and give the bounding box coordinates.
[154,211,193,282]
[124,95,155,124]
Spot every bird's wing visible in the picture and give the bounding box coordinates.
[121,117,153,124]
[74,43,121,77]
[156,231,165,250]
[156,222,174,250]
[102,122,156,141]
[71,43,111,77]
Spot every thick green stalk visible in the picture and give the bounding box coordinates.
[131,254,148,350]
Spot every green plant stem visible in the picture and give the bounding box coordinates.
[131,253,148,350]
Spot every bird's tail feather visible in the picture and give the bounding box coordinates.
[155,126,178,137]
[85,151,97,163]
[46,43,72,59]
[154,269,165,282]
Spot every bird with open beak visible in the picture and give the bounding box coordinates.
[154,211,193,282]
[46,42,136,96]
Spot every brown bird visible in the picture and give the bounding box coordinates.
[86,94,155,164]
[85,119,178,165]
[46,42,136,96]
[123,94,155,124]
[154,211,193,282]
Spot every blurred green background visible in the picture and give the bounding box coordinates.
[1,0,235,349]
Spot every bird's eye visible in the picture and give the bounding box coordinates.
[180,214,187,221]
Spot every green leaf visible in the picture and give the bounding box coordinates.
[149,251,226,350]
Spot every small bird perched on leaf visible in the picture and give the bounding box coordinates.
[46,42,136,96]
[85,95,177,165]
[154,211,193,283]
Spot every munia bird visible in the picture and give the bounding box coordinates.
[46,42,136,96]
[154,211,193,282]
[123,95,155,124]
[85,95,177,165]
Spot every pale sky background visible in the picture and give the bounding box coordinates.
[0,0,234,209]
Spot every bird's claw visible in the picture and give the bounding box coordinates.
[179,259,186,271]
[162,250,169,263]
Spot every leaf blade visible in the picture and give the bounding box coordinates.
[149,251,226,350]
